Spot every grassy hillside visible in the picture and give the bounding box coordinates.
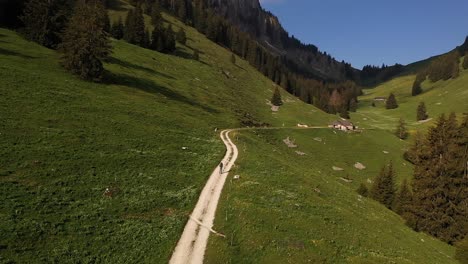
[206,128,456,263]
[0,13,331,263]
[0,2,462,263]
[351,62,468,131]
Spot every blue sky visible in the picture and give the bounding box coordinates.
[260,0,468,69]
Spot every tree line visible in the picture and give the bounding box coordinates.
[360,113,468,246]
[412,36,468,96]
[131,0,362,115]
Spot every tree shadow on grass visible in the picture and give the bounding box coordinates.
[104,72,219,113]
[107,57,175,80]
[0,47,36,59]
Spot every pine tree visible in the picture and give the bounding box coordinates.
[150,23,164,52]
[412,72,425,96]
[386,93,398,109]
[416,102,429,121]
[111,17,124,40]
[104,12,111,33]
[393,179,413,215]
[271,87,283,106]
[164,25,176,52]
[349,98,358,112]
[231,53,236,64]
[143,29,150,48]
[176,27,187,45]
[59,0,111,81]
[339,108,350,119]
[370,162,396,209]
[395,118,408,139]
[176,0,187,22]
[20,0,71,48]
[124,5,146,46]
[151,2,162,26]
[409,113,468,243]
[357,183,369,197]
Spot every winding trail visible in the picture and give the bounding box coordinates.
[169,129,238,264]
[169,126,326,264]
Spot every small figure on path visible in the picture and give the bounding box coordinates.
[219,162,224,173]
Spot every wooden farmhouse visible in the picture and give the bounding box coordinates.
[329,120,356,131]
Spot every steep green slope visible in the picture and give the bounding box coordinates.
[0,20,330,263]
[206,128,456,263]
[351,61,468,131]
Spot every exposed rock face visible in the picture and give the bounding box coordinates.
[205,0,355,81]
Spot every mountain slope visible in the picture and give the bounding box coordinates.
[206,128,456,263]
[206,0,355,81]
[0,3,463,264]
[351,58,468,131]
[0,13,332,262]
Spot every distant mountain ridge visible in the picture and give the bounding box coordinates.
[205,0,356,81]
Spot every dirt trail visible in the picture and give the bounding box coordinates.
[169,126,326,264]
[169,130,238,264]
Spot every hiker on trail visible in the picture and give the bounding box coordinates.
[219,162,223,173]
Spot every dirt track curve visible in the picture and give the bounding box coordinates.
[169,129,238,264]
[169,127,326,263]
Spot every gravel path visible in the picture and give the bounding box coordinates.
[169,130,238,264]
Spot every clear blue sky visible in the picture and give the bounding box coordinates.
[260,0,468,69]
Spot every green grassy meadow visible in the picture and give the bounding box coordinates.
[351,61,468,131]
[0,2,464,262]
[0,7,331,261]
[206,128,456,263]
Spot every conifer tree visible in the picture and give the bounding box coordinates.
[395,118,408,139]
[150,23,164,52]
[176,27,187,45]
[357,183,369,197]
[386,93,398,109]
[370,162,396,209]
[104,12,111,33]
[408,113,468,243]
[20,0,70,48]
[349,98,358,112]
[271,86,283,106]
[416,102,429,121]
[193,49,199,60]
[393,179,413,215]
[164,25,176,52]
[143,29,150,48]
[339,108,350,119]
[151,2,162,26]
[111,17,124,40]
[176,0,187,22]
[60,0,111,81]
[231,53,236,64]
[124,5,146,46]
[412,72,425,96]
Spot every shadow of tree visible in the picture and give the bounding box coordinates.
[104,72,219,113]
[0,47,36,59]
[107,57,175,80]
